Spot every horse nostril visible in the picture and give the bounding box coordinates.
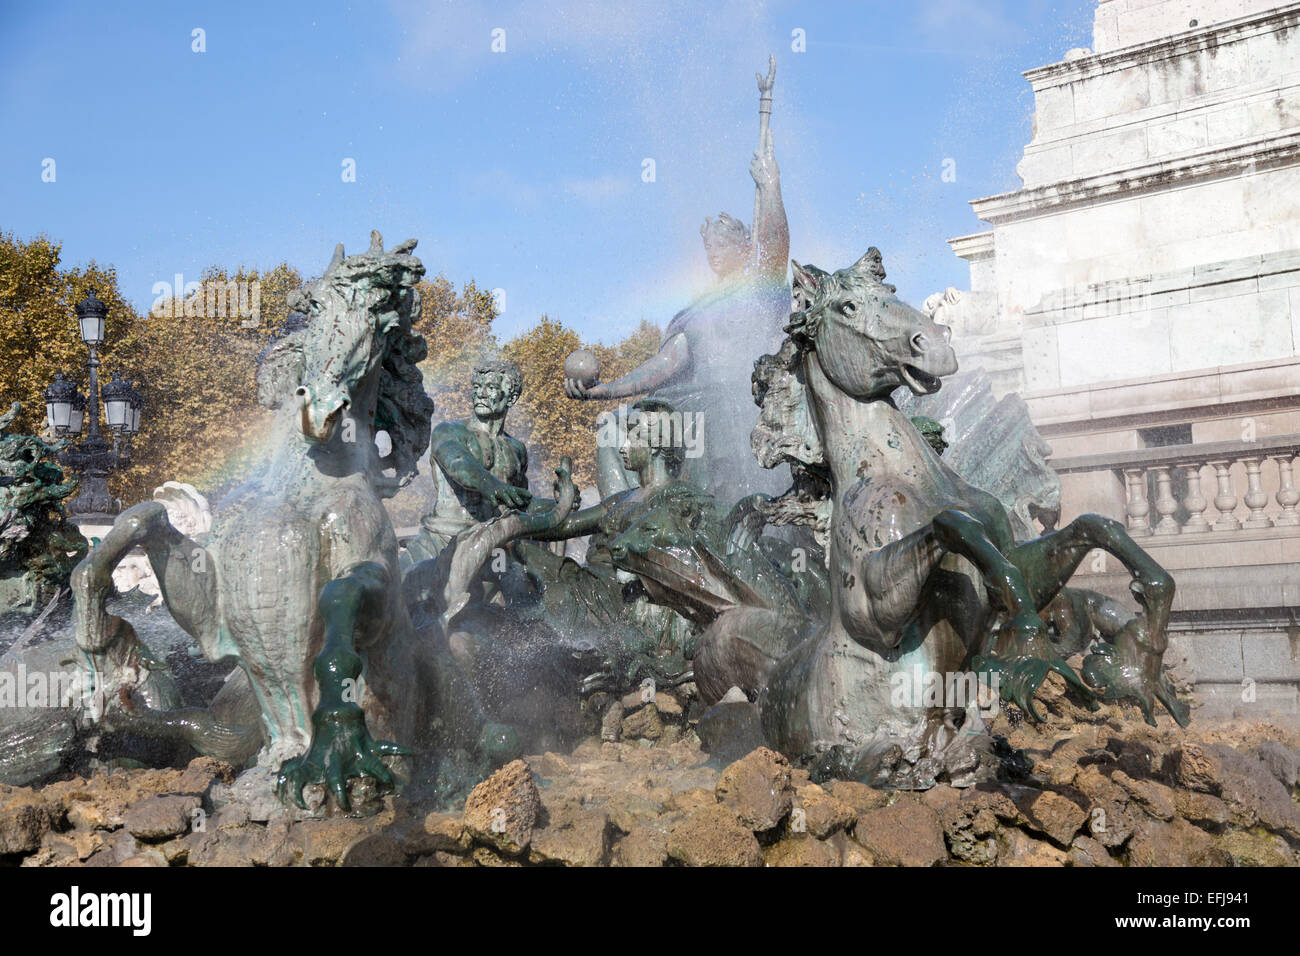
[911,332,926,354]
[295,386,308,397]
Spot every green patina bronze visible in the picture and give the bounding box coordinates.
[68,234,577,811]
[0,402,87,609]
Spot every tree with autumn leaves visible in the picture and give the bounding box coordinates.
[0,230,661,518]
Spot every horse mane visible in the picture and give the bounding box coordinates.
[748,248,899,542]
[257,232,436,496]
[374,301,435,492]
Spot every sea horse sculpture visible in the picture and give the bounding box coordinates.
[69,233,576,809]
[700,249,1189,785]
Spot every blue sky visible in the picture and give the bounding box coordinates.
[0,0,1093,342]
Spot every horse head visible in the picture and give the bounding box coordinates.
[260,231,436,494]
[786,248,957,400]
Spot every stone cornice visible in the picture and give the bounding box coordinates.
[1023,3,1300,89]
[969,131,1300,224]
[1023,356,1300,433]
[946,230,995,261]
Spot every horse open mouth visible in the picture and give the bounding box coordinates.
[900,364,942,394]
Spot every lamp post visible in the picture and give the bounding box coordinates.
[44,288,145,523]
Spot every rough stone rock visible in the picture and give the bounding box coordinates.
[666,804,763,867]
[289,815,388,866]
[621,705,664,742]
[1172,742,1223,794]
[827,831,875,866]
[789,783,856,839]
[1169,791,1226,829]
[1253,739,1299,788]
[695,698,764,764]
[1215,829,1296,867]
[341,833,410,867]
[471,846,523,867]
[42,774,135,830]
[938,791,1013,866]
[714,747,793,832]
[620,689,683,720]
[1210,745,1300,839]
[601,701,625,742]
[1127,817,1226,867]
[664,786,715,813]
[0,787,56,856]
[175,756,237,796]
[124,794,201,841]
[824,780,892,814]
[612,827,669,867]
[1112,771,1176,821]
[529,808,612,866]
[21,832,96,867]
[996,827,1068,866]
[462,759,541,856]
[212,766,321,823]
[1012,788,1087,847]
[853,801,946,867]
[423,812,470,853]
[212,804,250,831]
[763,834,840,867]
[1068,834,1120,867]
[920,784,961,811]
[1073,766,1137,849]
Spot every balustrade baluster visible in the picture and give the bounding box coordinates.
[1274,453,1300,527]
[1123,467,1150,536]
[1152,465,1180,534]
[1181,463,1210,532]
[1207,459,1240,532]
[1241,456,1273,529]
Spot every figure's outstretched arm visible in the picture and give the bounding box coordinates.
[750,56,788,279]
[526,500,608,540]
[565,332,690,401]
[433,423,531,509]
[276,561,409,811]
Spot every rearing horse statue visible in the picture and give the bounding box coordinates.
[718,250,1187,785]
[69,233,576,809]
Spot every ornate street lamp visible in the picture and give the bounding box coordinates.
[46,288,146,522]
[75,288,107,346]
[44,372,76,434]
[102,371,132,433]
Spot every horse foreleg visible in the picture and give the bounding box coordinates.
[275,562,409,811]
[1008,514,1186,726]
[1009,513,1174,645]
[903,509,1089,719]
[860,510,1038,641]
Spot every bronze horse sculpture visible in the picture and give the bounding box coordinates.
[690,250,1187,785]
[69,233,577,809]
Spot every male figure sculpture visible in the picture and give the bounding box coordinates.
[407,360,531,566]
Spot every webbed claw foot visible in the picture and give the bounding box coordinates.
[974,612,1097,722]
[275,703,409,812]
[1081,620,1190,728]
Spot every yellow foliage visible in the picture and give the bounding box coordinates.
[3,233,659,515]
[0,231,141,442]
[504,316,660,489]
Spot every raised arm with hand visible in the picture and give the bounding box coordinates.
[750,55,789,279]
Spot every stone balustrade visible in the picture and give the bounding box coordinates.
[1050,433,1300,537]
